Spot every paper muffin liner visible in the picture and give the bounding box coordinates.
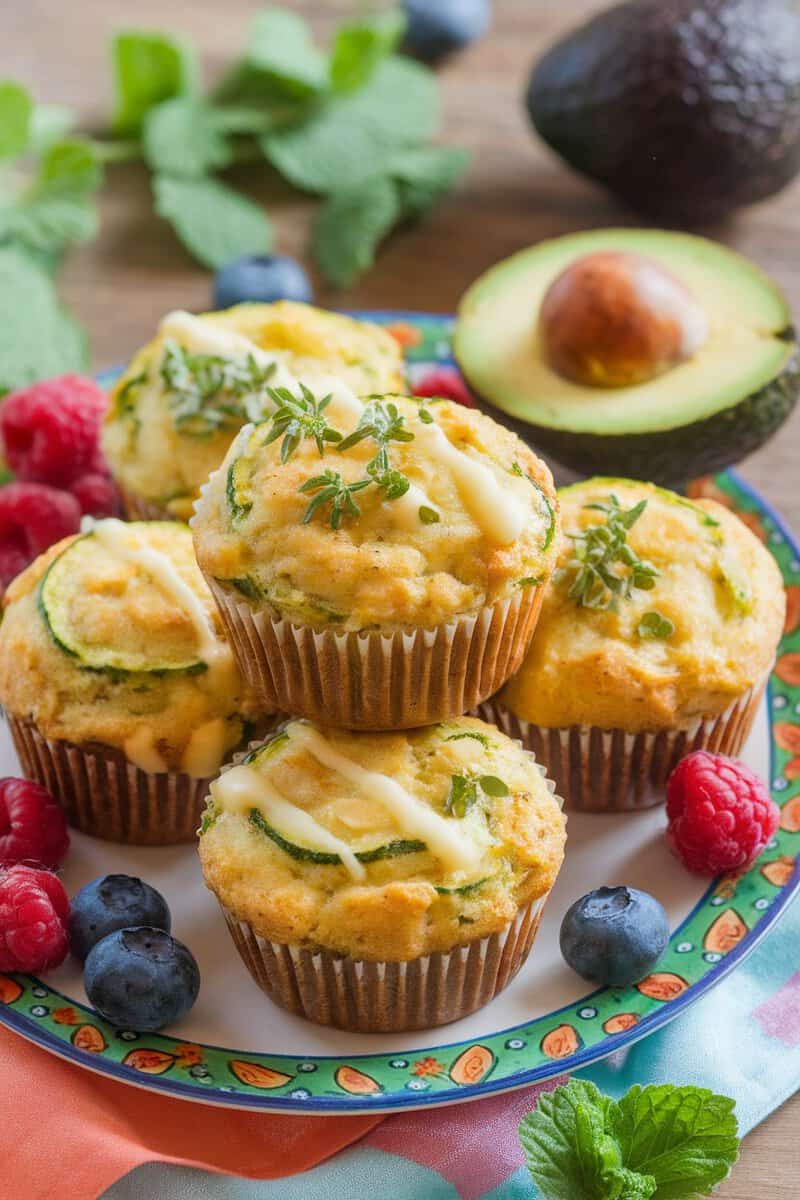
[204,577,545,731]
[477,676,767,813]
[220,893,549,1033]
[117,485,177,524]
[8,715,220,845]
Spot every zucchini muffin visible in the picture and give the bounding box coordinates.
[192,393,559,728]
[200,716,566,1032]
[482,478,785,811]
[102,302,404,522]
[0,519,264,843]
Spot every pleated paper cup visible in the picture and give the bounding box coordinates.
[478,676,767,813]
[220,893,549,1033]
[7,715,213,845]
[204,578,545,731]
[117,485,177,523]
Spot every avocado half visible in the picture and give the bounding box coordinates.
[453,229,799,487]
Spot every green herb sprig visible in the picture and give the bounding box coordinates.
[299,469,371,530]
[519,1079,739,1200]
[262,384,342,461]
[638,610,675,639]
[445,773,509,818]
[566,494,659,610]
[160,341,277,435]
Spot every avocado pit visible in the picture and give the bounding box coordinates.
[538,251,708,388]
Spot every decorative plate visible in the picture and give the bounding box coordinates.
[1,312,798,1114]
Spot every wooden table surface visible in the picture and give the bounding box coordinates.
[4,1,799,1195]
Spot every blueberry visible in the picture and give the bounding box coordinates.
[84,927,199,1032]
[402,0,490,63]
[69,875,170,962]
[213,255,313,309]
[559,886,670,988]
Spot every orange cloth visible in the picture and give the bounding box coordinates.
[0,1029,381,1200]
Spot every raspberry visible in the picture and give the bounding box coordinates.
[0,778,69,869]
[0,375,107,487]
[0,482,81,589]
[412,367,474,407]
[0,864,70,972]
[666,751,780,874]
[70,472,121,518]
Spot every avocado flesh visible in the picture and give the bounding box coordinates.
[454,230,799,486]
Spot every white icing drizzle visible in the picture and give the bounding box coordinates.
[212,764,366,881]
[159,310,297,392]
[124,728,168,775]
[181,718,229,779]
[84,518,221,665]
[289,723,483,876]
[414,422,529,545]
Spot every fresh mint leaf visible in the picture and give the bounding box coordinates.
[0,82,32,158]
[261,56,439,193]
[311,176,400,286]
[0,246,87,394]
[247,8,328,97]
[330,9,406,93]
[391,144,470,216]
[520,1080,638,1200]
[3,139,102,258]
[153,173,271,270]
[37,139,103,195]
[111,31,198,136]
[28,104,75,152]
[613,1085,739,1200]
[144,97,232,176]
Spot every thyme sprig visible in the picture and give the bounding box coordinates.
[262,384,342,462]
[565,494,659,610]
[161,341,278,436]
[299,470,372,530]
[298,398,416,528]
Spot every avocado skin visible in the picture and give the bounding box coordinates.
[526,0,800,223]
[467,340,800,489]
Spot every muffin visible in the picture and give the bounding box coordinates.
[102,302,405,522]
[0,519,265,844]
[481,478,785,812]
[199,716,566,1032]
[192,394,559,729]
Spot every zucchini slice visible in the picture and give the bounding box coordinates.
[250,809,425,866]
[39,530,206,675]
[226,426,260,525]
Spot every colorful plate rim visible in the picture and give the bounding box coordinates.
[1,310,798,1114]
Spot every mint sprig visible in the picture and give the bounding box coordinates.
[519,1081,739,1200]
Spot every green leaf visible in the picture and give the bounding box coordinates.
[479,775,509,797]
[520,1080,632,1200]
[153,173,272,270]
[391,144,470,216]
[0,246,87,395]
[111,31,198,136]
[612,1085,739,1200]
[28,104,75,152]
[144,97,232,176]
[0,82,32,158]
[330,9,406,93]
[2,139,102,258]
[261,56,439,193]
[312,176,400,286]
[419,504,440,524]
[246,8,328,97]
[637,611,675,640]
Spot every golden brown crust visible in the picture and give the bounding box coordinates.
[500,480,785,732]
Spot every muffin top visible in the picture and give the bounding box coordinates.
[101,303,404,521]
[192,394,558,632]
[500,478,785,732]
[199,716,566,960]
[0,519,261,776]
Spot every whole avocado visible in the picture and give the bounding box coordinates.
[526,0,800,223]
